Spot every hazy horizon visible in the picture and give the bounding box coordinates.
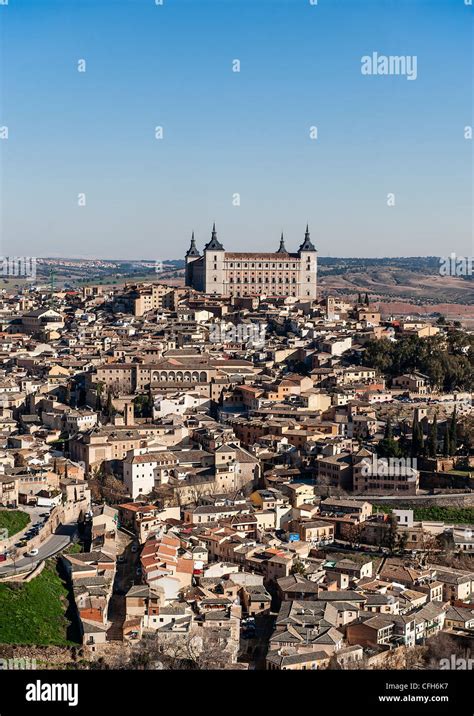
[31,251,461,262]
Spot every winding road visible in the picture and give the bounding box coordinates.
[0,523,77,577]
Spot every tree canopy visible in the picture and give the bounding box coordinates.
[363,332,473,391]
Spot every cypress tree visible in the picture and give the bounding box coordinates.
[449,407,457,456]
[411,413,421,457]
[384,419,393,440]
[428,413,438,458]
[443,424,450,457]
[106,389,115,418]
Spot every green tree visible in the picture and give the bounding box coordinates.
[95,381,104,412]
[106,389,116,419]
[384,515,399,555]
[397,531,408,553]
[134,393,153,418]
[443,424,450,458]
[449,408,457,456]
[458,416,473,454]
[378,419,402,458]
[428,413,438,459]
[437,531,455,554]
[411,413,423,458]
[290,559,306,576]
[362,332,474,392]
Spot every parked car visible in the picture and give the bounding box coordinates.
[131,544,139,553]
[117,555,125,564]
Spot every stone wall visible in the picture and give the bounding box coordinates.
[420,472,474,491]
[358,493,474,508]
[0,644,78,668]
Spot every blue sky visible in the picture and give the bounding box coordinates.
[0,0,472,260]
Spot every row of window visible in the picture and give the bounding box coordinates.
[150,371,208,382]
[215,276,313,284]
[214,261,312,269]
[226,290,312,297]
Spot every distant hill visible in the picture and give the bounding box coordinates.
[317,257,473,305]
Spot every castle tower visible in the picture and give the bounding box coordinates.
[276,232,288,254]
[185,231,201,287]
[298,224,318,299]
[203,222,225,295]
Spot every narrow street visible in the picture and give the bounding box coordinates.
[106,595,126,642]
[106,529,138,642]
[238,613,276,670]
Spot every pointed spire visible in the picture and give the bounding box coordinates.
[276,232,288,254]
[299,223,316,252]
[186,231,200,257]
[204,222,224,251]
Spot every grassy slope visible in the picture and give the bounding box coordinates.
[0,561,72,645]
[377,504,474,524]
[0,510,30,538]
